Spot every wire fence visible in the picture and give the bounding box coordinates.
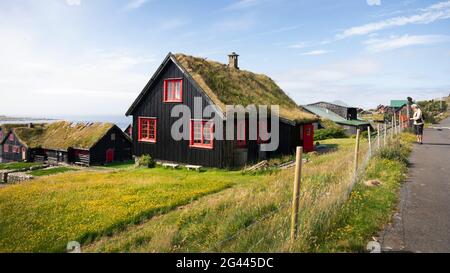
[205,116,409,253]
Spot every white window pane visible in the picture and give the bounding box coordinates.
[175,82,181,99]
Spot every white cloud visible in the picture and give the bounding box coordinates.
[66,0,81,6]
[287,42,309,49]
[364,34,448,52]
[275,58,383,107]
[225,0,264,10]
[212,14,257,31]
[124,0,150,10]
[300,50,332,56]
[367,0,381,6]
[0,27,155,116]
[338,1,450,39]
[422,1,450,12]
[159,18,190,30]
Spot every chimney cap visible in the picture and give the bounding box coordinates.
[228,52,239,57]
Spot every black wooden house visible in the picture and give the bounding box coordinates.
[126,53,318,168]
[0,121,132,165]
[0,124,33,163]
[1,129,28,163]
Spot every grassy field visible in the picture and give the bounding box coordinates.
[85,138,372,253]
[0,167,261,252]
[28,167,78,177]
[102,161,135,169]
[0,162,42,170]
[0,134,413,253]
[311,133,415,252]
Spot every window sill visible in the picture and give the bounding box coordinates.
[139,139,156,144]
[163,100,183,103]
[189,144,214,150]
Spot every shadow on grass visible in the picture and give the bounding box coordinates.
[316,144,339,154]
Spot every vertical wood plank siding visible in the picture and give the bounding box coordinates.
[89,126,133,165]
[130,59,306,168]
[0,132,27,163]
[131,60,225,168]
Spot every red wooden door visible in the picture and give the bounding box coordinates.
[106,149,114,163]
[302,124,314,152]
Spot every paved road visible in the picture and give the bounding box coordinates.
[381,117,450,253]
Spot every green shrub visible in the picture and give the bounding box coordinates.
[315,127,347,141]
[360,130,376,139]
[376,140,410,165]
[418,100,448,124]
[136,155,155,168]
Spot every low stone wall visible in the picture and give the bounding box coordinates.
[6,172,34,183]
[0,164,49,184]
[0,170,12,183]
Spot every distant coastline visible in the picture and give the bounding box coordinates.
[0,115,131,130]
[0,115,55,122]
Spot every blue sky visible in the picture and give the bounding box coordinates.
[1,0,449,116]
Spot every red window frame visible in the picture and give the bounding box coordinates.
[163,78,183,103]
[138,117,157,143]
[9,134,14,141]
[190,119,214,149]
[237,120,247,148]
[12,146,20,153]
[3,144,9,153]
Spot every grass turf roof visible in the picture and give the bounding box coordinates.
[174,53,318,123]
[13,121,114,150]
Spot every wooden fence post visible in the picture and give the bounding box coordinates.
[396,114,400,134]
[391,116,395,139]
[393,113,397,135]
[354,129,361,178]
[290,146,303,245]
[368,127,372,156]
[384,123,387,146]
[377,124,381,149]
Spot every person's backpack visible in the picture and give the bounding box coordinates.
[420,111,426,123]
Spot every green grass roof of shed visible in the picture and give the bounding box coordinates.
[390,100,408,108]
[174,53,318,123]
[13,121,114,150]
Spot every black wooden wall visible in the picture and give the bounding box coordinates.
[89,126,132,165]
[130,58,307,168]
[0,129,4,162]
[1,132,27,163]
[131,59,226,168]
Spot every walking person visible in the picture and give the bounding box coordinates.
[410,104,424,144]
